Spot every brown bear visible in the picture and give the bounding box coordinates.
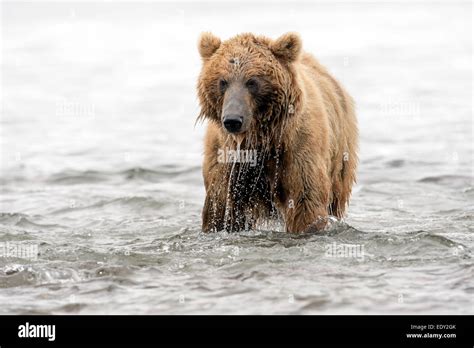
[196,32,358,233]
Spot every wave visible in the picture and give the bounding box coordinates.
[0,264,82,289]
[0,213,63,230]
[51,196,165,215]
[418,175,473,188]
[47,170,110,185]
[120,165,201,181]
[198,221,471,263]
[44,166,201,185]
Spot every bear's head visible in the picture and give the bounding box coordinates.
[197,32,302,146]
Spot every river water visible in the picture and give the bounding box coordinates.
[1,1,472,314]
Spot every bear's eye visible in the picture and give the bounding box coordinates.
[218,79,228,93]
[245,78,259,93]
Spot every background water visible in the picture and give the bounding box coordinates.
[0,1,472,314]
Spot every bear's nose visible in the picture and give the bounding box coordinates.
[223,115,243,133]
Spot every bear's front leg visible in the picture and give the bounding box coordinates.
[201,162,252,233]
[285,199,329,233]
[202,187,252,232]
[202,188,226,232]
[280,163,331,233]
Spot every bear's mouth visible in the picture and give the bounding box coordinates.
[230,132,246,146]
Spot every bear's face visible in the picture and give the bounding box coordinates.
[197,33,302,141]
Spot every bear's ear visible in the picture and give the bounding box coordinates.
[270,32,302,63]
[198,32,221,60]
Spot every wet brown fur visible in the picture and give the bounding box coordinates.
[197,32,358,233]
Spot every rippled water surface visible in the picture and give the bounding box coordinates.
[1,2,473,314]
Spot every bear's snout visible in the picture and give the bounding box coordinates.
[221,83,252,134]
[223,115,243,133]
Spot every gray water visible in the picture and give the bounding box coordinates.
[1,2,473,314]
